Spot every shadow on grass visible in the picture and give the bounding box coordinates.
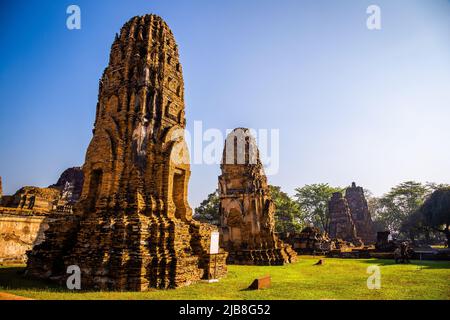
[0,267,118,296]
[0,266,63,291]
[356,259,450,270]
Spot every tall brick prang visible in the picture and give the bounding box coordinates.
[26,14,227,290]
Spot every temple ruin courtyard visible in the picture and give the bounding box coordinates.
[1,10,449,306]
[1,256,449,300]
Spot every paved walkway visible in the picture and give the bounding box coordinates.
[0,292,33,300]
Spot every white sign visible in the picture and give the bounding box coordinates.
[210,231,220,254]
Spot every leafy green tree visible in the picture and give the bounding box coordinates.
[193,189,220,225]
[419,188,450,247]
[269,185,305,234]
[294,183,342,233]
[373,181,429,235]
[364,189,382,229]
[426,182,450,192]
[400,209,431,244]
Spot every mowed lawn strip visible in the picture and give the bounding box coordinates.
[0,256,449,300]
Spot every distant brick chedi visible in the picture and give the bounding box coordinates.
[26,14,227,290]
[345,183,376,244]
[219,128,297,265]
[328,192,359,243]
[328,183,376,244]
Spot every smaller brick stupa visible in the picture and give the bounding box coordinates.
[218,128,297,265]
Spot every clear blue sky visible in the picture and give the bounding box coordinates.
[1,0,449,207]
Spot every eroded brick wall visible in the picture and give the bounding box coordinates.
[0,209,53,265]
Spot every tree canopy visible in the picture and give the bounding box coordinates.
[371,181,429,234]
[294,183,343,233]
[193,189,220,225]
[419,187,450,246]
[269,185,305,233]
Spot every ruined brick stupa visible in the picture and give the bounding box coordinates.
[218,128,297,265]
[345,183,376,244]
[26,14,227,290]
[328,192,360,244]
[328,183,376,245]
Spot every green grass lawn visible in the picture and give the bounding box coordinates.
[1,256,449,300]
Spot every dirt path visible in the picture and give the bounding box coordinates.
[0,292,33,300]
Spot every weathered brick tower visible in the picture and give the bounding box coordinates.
[345,182,376,244]
[328,192,360,244]
[218,128,297,265]
[26,14,227,290]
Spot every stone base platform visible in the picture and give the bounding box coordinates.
[226,245,297,266]
[26,212,228,290]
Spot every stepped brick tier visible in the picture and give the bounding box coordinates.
[25,14,227,290]
[345,182,376,244]
[2,186,61,212]
[0,168,84,214]
[328,192,362,245]
[285,226,333,254]
[218,128,297,265]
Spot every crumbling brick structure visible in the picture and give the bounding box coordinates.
[49,167,84,209]
[0,169,83,265]
[26,14,226,290]
[328,192,360,243]
[218,128,297,265]
[345,182,376,244]
[1,168,84,214]
[2,187,61,212]
[287,226,333,254]
[328,182,376,245]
